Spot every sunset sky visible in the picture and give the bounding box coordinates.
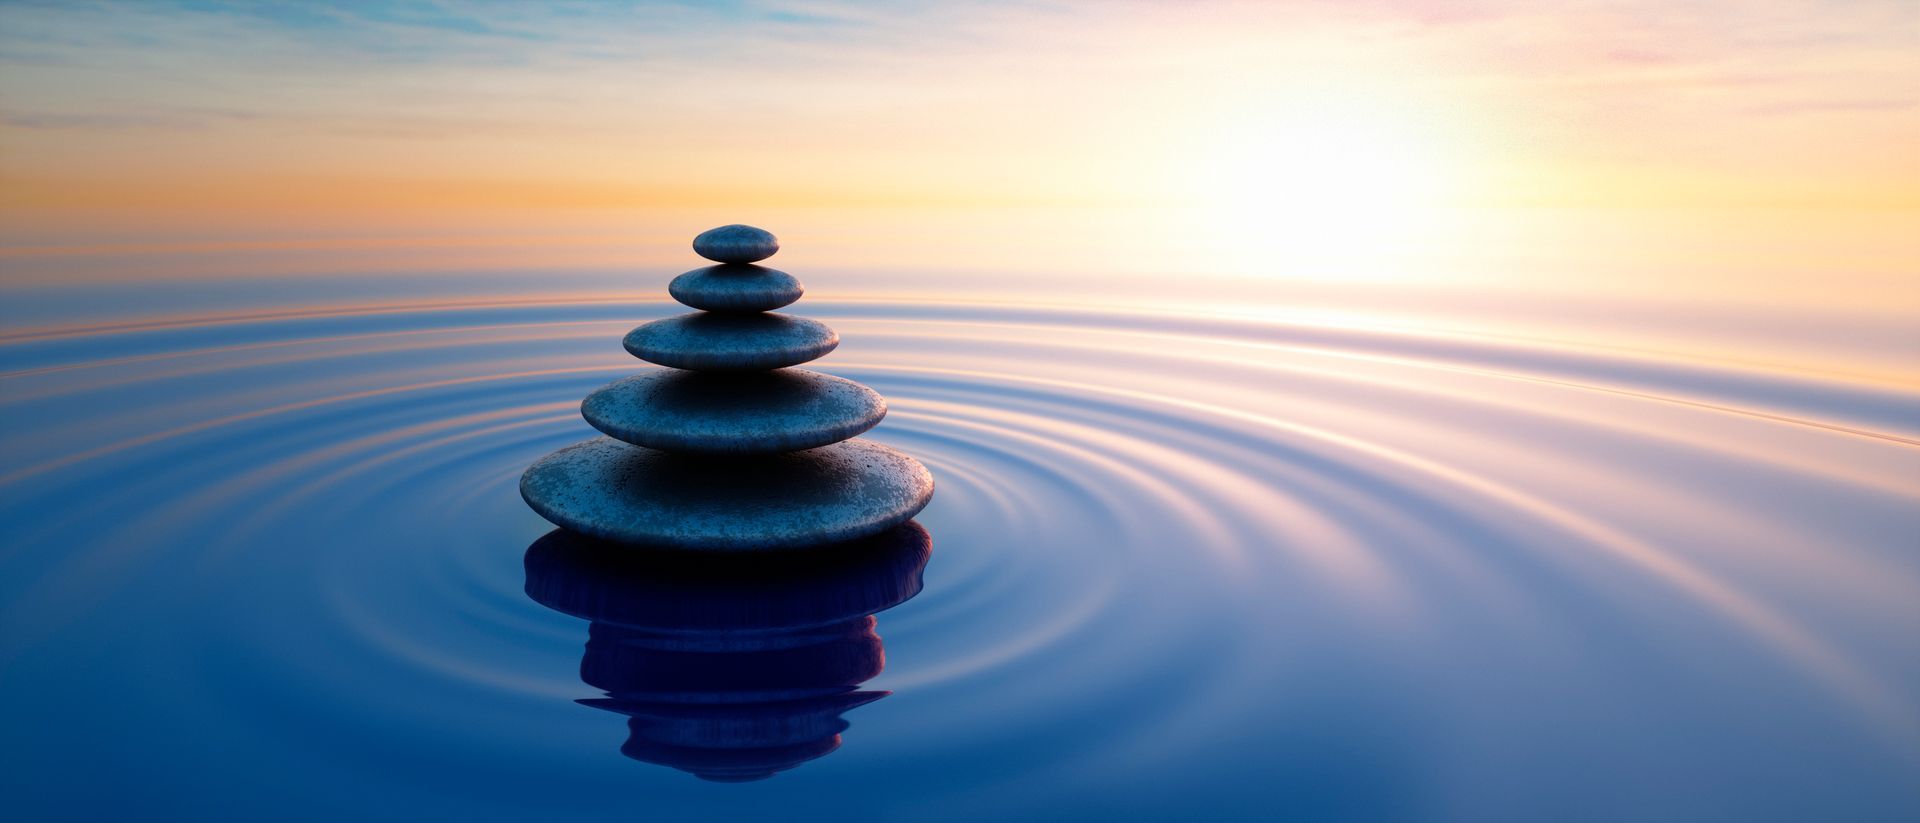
[1,1,1915,307]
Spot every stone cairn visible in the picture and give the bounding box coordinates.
[520,223,934,550]
[519,224,935,781]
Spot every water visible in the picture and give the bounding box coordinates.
[2,273,1917,821]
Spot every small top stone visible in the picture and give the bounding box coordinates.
[693,224,779,264]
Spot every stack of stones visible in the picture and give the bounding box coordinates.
[521,225,934,550]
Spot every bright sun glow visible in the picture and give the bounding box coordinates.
[1173,93,1462,277]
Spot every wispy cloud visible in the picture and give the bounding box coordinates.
[1,0,1914,221]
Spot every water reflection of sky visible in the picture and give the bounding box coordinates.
[1,244,1915,819]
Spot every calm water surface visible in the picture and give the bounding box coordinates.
[2,270,1917,821]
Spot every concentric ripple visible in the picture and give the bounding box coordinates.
[1,293,1916,822]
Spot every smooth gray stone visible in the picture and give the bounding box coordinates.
[519,437,935,550]
[624,313,837,371]
[692,224,779,264]
[669,264,803,313]
[582,368,884,454]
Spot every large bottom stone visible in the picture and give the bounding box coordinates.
[581,368,885,454]
[520,436,934,550]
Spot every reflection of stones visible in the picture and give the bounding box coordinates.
[520,224,933,549]
[524,522,932,782]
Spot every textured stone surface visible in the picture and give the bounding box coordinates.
[582,368,884,454]
[668,263,804,313]
[520,436,934,550]
[692,224,779,264]
[624,312,837,371]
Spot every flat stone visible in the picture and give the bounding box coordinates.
[693,224,779,264]
[669,264,803,313]
[520,437,935,550]
[582,368,885,454]
[624,313,837,371]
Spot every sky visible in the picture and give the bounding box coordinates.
[0,1,1915,308]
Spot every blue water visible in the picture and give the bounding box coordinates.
[2,280,1917,821]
